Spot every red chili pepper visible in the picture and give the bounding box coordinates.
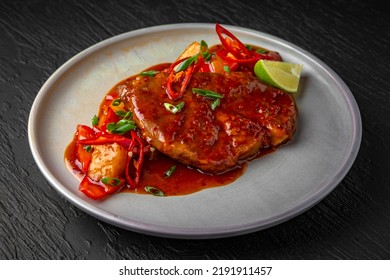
[76,111,133,148]
[197,61,214,72]
[193,56,212,72]
[215,23,282,68]
[216,23,252,60]
[125,131,145,189]
[166,57,197,100]
[79,176,124,200]
[77,134,132,148]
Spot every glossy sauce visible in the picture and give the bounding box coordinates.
[64,71,255,196]
[65,135,248,196]
[64,50,286,197]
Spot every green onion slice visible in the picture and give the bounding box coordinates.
[112,99,122,106]
[91,115,99,126]
[164,165,177,178]
[200,40,211,61]
[145,186,165,197]
[211,98,221,110]
[192,88,223,99]
[175,54,198,73]
[140,70,159,77]
[83,145,93,152]
[223,65,231,73]
[164,101,185,114]
[101,177,122,186]
[256,48,267,54]
[192,88,223,110]
[107,119,137,134]
[115,110,132,119]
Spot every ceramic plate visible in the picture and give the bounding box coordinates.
[28,23,361,239]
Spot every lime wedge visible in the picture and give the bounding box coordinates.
[254,60,303,93]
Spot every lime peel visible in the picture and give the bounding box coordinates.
[254,60,303,93]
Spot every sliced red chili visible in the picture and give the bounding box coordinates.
[179,63,195,94]
[166,57,198,100]
[216,23,251,59]
[215,23,282,68]
[125,131,145,189]
[197,61,214,72]
[77,134,132,148]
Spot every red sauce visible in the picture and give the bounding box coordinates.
[65,136,247,196]
[64,44,288,198]
[125,151,247,196]
[64,69,253,197]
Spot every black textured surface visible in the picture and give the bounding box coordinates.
[1,0,389,259]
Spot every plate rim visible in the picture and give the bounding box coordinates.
[28,23,362,239]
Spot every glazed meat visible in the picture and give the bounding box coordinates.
[119,71,297,173]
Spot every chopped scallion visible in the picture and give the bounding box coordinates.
[192,88,223,110]
[223,65,231,73]
[140,70,159,77]
[211,98,221,110]
[192,88,224,99]
[175,54,198,73]
[164,101,185,114]
[115,110,133,120]
[164,165,177,178]
[107,119,137,134]
[112,99,122,106]
[83,145,92,152]
[256,48,267,54]
[200,40,211,61]
[145,186,165,197]
[91,115,99,126]
[101,177,122,186]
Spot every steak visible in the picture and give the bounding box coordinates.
[119,71,297,173]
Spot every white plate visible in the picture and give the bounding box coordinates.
[28,23,361,239]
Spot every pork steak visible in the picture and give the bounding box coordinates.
[119,71,297,173]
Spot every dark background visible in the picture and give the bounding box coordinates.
[1,0,389,259]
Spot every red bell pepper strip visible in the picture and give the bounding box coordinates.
[76,144,92,173]
[79,175,125,200]
[125,131,145,189]
[76,124,96,141]
[75,125,96,172]
[98,106,120,131]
